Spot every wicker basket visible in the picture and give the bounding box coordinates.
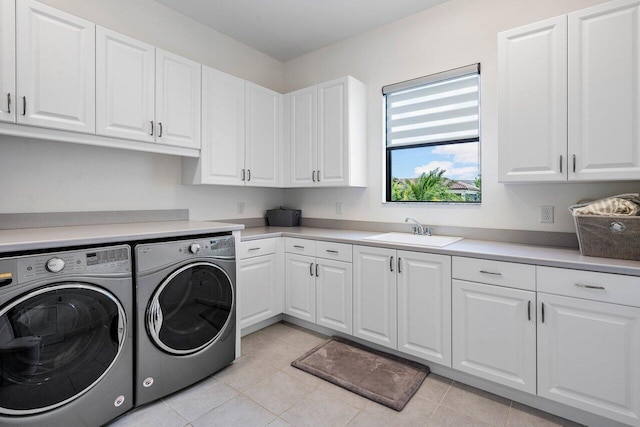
[573,215,640,261]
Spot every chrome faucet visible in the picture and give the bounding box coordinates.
[405,217,432,236]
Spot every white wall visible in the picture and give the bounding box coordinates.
[282,0,640,232]
[0,0,285,220]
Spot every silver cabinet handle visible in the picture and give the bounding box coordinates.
[528,301,531,321]
[312,170,316,182]
[326,249,339,254]
[241,169,245,181]
[247,169,251,182]
[158,122,163,137]
[6,93,10,114]
[575,283,605,290]
[248,247,260,251]
[293,245,305,249]
[559,155,563,173]
[479,270,502,276]
[572,154,576,173]
[541,302,545,323]
[315,263,319,277]
[150,120,154,136]
[317,170,321,182]
[398,257,402,273]
[309,263,314,276]
[390,256,394,272]
[22,96,26,116]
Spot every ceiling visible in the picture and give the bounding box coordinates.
[154,0,448,61]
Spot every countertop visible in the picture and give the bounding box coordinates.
[0,221,244,253]
[241,226,640,277]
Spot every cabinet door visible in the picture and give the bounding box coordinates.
[0,0,15,123]
[156,49,201,149]
[245,82,280,187]
[498,16,568,182]
[317,77,348,186]
[538,293,640,425]
[452,280,536,393]
[96,27,155,142]
[17,0,95,133]
[289,86,317,187]
[200,66,245,185]
[316,259,352,334]
[285,253,316,322]
[239,254,278,330]
[353,246,397,349]
[398,251,451,367]
[569,0,640,181]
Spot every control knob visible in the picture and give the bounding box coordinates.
[189,244,201,254]
[46,258,65,273]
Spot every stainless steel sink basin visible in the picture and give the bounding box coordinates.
[362,232,463,248]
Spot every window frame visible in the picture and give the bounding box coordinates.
[382,64,482,204]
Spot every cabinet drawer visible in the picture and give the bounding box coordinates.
[285,238,315,256]
[238,238,277,259]
[315,241,352,262]
[537,267,640,307]
[453,257,535,291]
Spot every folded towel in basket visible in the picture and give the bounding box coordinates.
[570,193,640,216]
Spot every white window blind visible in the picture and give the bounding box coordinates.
[384,64,480,148]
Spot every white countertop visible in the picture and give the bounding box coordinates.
[0,221,244,253]
[241,226,640,276]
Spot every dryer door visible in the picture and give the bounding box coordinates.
[0,283,127,415]
[147,261,234,355]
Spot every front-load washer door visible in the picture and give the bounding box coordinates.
[0,283,127,416]
[146,262,234,355]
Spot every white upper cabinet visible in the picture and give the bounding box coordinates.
[96,27,155,142]
[287,76,367,188]
[155,49,201,149]
[290,86,318,187]
[17,0,95,134]
[245,82,280,187]
[498,16,568,182]
[499,0,640,182]
[0,0,15,123]
[568,0,640,181]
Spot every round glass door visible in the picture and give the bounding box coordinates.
[146,262,234,355]
[0,284,126,415]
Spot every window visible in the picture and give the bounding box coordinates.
[384,64,481,203]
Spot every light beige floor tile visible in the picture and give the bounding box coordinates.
[280,388,360,427]
[276,325,329,351]
[107,400,188,427]
[163,376,238,421]
[428,405,491,427]
[267,417,291,426]
[280,365,324,388]
[191,395,276,427]
[242,329,278,356]
[214,355,278,391]
[317,380,371,410]
[440,382,511,426]
[259,322,298,339]
[349,395,437,427]
[507,402,584,427]
[244,370,316,415]
[253,339,311,369]
[415,374,453,404]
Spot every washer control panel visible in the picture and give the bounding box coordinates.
[136,235,235,273]
[14,245,131,283]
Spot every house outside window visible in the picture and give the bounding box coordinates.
[383,64,481,203]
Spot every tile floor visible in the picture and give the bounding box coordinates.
[109,322,582,427]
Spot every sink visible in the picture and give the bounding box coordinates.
[362,232,463,248]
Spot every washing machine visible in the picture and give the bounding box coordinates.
[0,245,133,427]
[134,234,236,406]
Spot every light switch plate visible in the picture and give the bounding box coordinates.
[540,205,554,223]
[336,202,343,215]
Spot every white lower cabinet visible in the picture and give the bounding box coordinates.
[452,280,536,393]
[285,253,316,322]
[239,254,278,330]
[316,259,352,334]
[397,251,452,367]
[537,293,640,426]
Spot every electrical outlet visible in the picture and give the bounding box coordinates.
[540,206,554,223]
[336,202,343,215]
[237,202,245,214]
